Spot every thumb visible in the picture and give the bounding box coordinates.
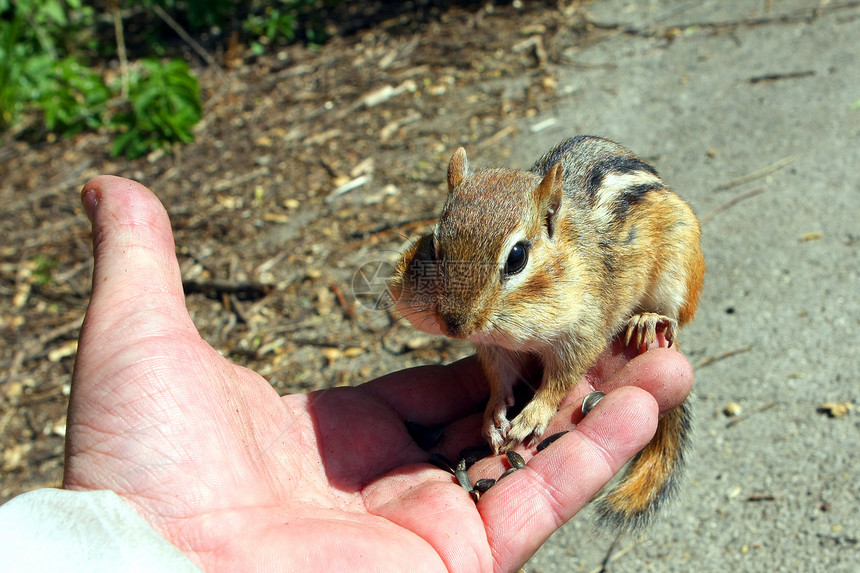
[78,175,196,350]
[67,176,219,491]
[68,176,203,456]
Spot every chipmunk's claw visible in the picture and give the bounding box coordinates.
[483,398,512,454]
[625,313,677,351]
[500,399,555,452]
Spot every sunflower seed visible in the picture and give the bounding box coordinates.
[536,430,569,452]
[506,450,525,469]
[582,391,606,415]
[474,478,496,493]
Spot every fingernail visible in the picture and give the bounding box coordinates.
[81,186,99,222]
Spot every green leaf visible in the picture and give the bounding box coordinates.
[110,57,201,158]
[41,0,68,26]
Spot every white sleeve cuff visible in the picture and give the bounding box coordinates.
[0,488,201,572]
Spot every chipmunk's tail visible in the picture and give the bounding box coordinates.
[594,399,692,531]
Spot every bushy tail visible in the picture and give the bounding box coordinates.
[594,399,692,532]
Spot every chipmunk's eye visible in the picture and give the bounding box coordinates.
[504,242,529,276]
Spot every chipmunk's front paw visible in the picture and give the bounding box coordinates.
[501,400,555,451]
[625,312,677,350]
[483,398,513,453]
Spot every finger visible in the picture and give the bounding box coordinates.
[79,176,194,341]
[562,346,693,416]
[604,346,693,415]
[360,356,489,425]
[478,386,657,572]
[68,177,204,474]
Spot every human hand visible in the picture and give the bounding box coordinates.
[63,176,693,572]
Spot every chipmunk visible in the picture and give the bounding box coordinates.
[388,135,704,530]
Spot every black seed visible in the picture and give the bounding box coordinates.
[582,391,606,415]
[536,431,569,452]
[498,468,517,480]
[428,453,455,474]
[474,478,496,493]
[455,468,473,492]
[404,420,446,450]
[506,450,525,469]
[470,490,481,503]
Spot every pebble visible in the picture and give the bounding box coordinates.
[405,336,431,350]
[722,402,743,417]
[817,402,853,418]
[320,347,341,363]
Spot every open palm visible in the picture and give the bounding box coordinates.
[63,176,693,572]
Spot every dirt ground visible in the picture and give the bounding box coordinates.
[2,1,859,571]
[1,0,579,499]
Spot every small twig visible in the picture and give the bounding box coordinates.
[182,279,271,301]
[700,187,765,226]
[264,318,320,336]
[38,317,85,346]
[711,156,795,192]
[150,4,231,112]
[694,344,753,369]
[330,283,357,321]
[25,10,57,59]
[288,337,350,349]
[325,174,372,203]
[749,70,815,84]
[477,124,518,148]
[726,401,777,428]
[4,317,85,378]
[152,5,221,71]
[591,536,645,573]
[746,493,776,502]
[110,0,129,100]
[21,384,67,404]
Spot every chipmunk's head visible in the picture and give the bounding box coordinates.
[389,147,583,348]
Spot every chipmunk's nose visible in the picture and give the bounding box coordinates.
[437,310,469,339]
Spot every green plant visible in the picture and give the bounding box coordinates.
[243,0,336,52]
[38,58,112,135]
[31,254,58,285]
[0,0,97,131]
[111,58,202,159]
[0,15,26,129]
[1,0,92,54]
[2,0,345,155]
[244,5,300,53]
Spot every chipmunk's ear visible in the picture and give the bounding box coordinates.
[535,162,563,239]
[447,147,469,193]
